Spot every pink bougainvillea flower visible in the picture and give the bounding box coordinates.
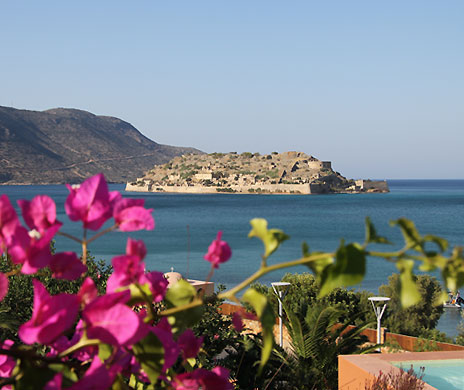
[144,271,169,302]
[0,194,21,252]
[7,226,53,274]
[232,309,257,332]
[107,238,152,294]
[0,272,8,302]
[203,231,232,268]
[83,290,147,346]
[65,173,120,230]
[44,373,63,390]
[151,318,180,373]
[172,367,233,390]
[126,237,147,259]
[0,340,16,382]
[107,254,145,293]
[17,195,62,235]
[68,357,113,390]
[19,280,80,345]
[113,198,154,232]
[49,252,87,280]
[78,277,98,306]
[177,329,203,360]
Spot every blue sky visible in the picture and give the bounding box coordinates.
[1,1,463,179]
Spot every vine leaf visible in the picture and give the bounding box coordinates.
[364,217,391,245]
[248,218,289,259]
[442,247,464,294]
[318,242,366,297]
[391,218,423,252]
[133,332,165,383]
[242,288,275,374]
[396,258,421,307]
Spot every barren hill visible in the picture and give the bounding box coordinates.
[0,106,202,184]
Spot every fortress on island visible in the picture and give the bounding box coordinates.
[125,151,389,195]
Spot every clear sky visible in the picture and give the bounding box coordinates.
[1,1,463,179]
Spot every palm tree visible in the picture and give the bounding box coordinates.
[274,303,375,390]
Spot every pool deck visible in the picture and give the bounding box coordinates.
[339,350,464,390]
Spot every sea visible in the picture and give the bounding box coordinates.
[1,180,464,338]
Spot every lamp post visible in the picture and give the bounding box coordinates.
[368,297,390,351]
[271,282,291,347]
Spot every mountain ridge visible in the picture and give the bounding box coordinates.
[0,105,202,184]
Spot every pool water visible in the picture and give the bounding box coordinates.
[392,360,464,390]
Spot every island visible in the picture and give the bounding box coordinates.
[125,151,389,195]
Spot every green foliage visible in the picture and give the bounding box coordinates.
[275,303,374,390]
[251,273,375,326]
[248,218,289,260]
[0,251,111,342]
[379,274,445,337]
[242,288,275,373]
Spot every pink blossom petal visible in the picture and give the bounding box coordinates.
[78,277,98,306]
[151,319,180,373]
[173,367,232,390]
[0,273,8,302]
[178,329,203,360]
[17,195,61,234]
[68,357,112,390]
[114,199,154,232]
[44,373,62,390]
[126,238,147,259]
[65,173,113,231]
[18,280,79,345]
[232,312,244,332]
[0,346,15,381]
[0,195,21,252]
[83,291,145,347]
[203,231,232,269]
[144,271,169,302]
[50,252,87,280]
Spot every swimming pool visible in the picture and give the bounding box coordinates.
[392,359,464,390]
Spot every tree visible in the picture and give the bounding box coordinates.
[379,274,445,338]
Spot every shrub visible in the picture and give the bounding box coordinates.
[365,366,425,390]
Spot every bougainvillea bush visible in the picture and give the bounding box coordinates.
[0,174,235,389]
[1,172,464,389]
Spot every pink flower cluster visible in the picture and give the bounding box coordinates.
[0,173,233,390]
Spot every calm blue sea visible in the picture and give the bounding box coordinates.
[1,180,464,338]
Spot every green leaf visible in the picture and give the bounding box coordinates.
[128,282,153,305]
[365,217,391,245]
[133,332,165,383]
[305,252,333,275]
[423,234,448,253]
[318,242,366,297]
[242,288,275,374]
[396,258,421,307]
[391,218,423,252]
[98,343,113,362]
[15,362,56,390]
[164,279,196,307]
[442,247,464,293]
[248,218,289,259]
[301,241,310,257]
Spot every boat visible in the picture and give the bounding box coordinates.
[443,291,464,308]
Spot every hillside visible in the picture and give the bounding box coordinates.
[126,151,389,194]
[0,106,202,184]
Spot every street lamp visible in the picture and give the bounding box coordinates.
[368,297,390,351]
[271,282,291,347]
